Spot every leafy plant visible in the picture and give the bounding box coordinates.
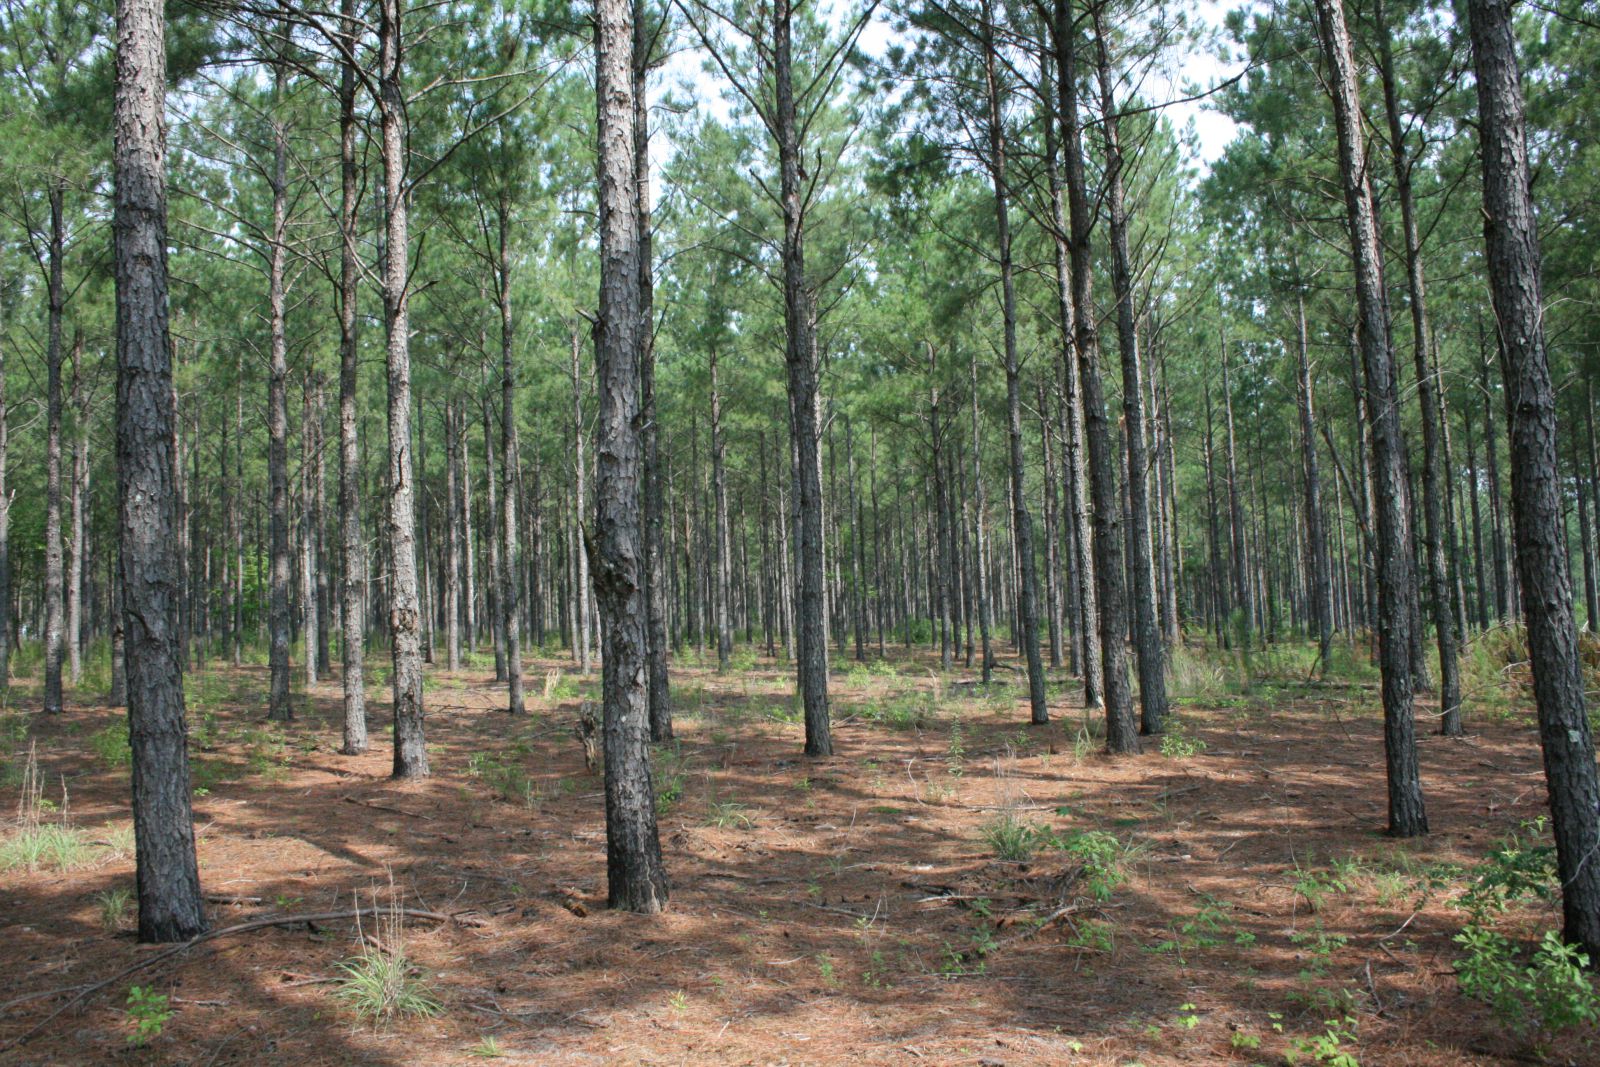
[1059,829,1127,901]
[981,812,1048,861]
[90,722,132,769]
[1454,926,1599,1038]
[125,985,174,1046]
[1284,1016,1359,1066]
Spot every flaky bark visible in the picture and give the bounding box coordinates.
[1315,0,1426,836]
[114,0,206,940]
[595,0,669,912]
[336,0,366,753]
[1468,0,1600,956]
[379,0,426,778]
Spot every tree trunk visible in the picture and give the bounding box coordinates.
[1468,0,1600,957]
[337,0,366,753]
[0,293,10,694]
[43,181,66,714]
[711,348,732,670]
[776,0,830,755]
[266,46,293,721]
[982,3,1046,724]
[114,0,207,940]
[301,375,319,687]
[1056,0,1135,751]
[1316,0,1427,836]
[380,0,427,778]
[969,352,994,682]
[68,338,87,686]
[1294,285,1334,670]
[595,0,669,912]
[1093,14,1165,735]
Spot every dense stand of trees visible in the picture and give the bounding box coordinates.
[2,0,1597,954]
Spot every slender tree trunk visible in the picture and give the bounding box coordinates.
[1316,0,1426,836]
[1042,78,1100,706]
[444,402,462,671]
[1057,0,1135,751]
[337,0,366,753]
[380,0,426,778]
[969,356,994,681]
[595,0,669,911]
[114,0,206,940]
[301,376,319,687]
[1093,16,1165,734]
[982,3,1046,723]
[1294,285,1334,670]
[43,181,66,714]
[1374,0,1459,733]
[710,349,732,670]
[1468,0,1600,956]
[266,62,293,721]
[68,339,87,686]
[776,0,830,755]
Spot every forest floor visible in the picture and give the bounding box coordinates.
[0,638,1594,1066]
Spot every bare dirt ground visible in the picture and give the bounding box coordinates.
[0,642,1593,1065]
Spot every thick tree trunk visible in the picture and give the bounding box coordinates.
[1468,0,1600,957]
[336,0,366,753]
[595,0,669,912]
[1093,16,1165,735]
[1057,0,1136,751]
[775,0,830,755]
[379,0,427,778]
[1315,0,1427,837]
[113,0,206,940]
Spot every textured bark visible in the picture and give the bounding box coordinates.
[570,328,593,673]
[379,0,427,778]
[444,402,462,672]
[336,0,366,753]
[1093,16,1165,735]
[982,3,1046,724]
[1057,0,1136,751]
[266,52,293,722]
[1315,0,1427,837]
[595,0,669,912]
[43,181,65,714]
[113,0,206,940]
[1468,0,1600,956]
[775,0,830,755]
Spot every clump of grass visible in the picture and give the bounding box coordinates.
[334,887,444,1025]
[982,811,1047,861]
[98,886,134,930]
[1,743,94,872]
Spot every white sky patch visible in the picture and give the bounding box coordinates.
[649,0,1246,196]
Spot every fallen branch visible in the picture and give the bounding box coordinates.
[1,906,475,1052]
[341,795,434,820]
